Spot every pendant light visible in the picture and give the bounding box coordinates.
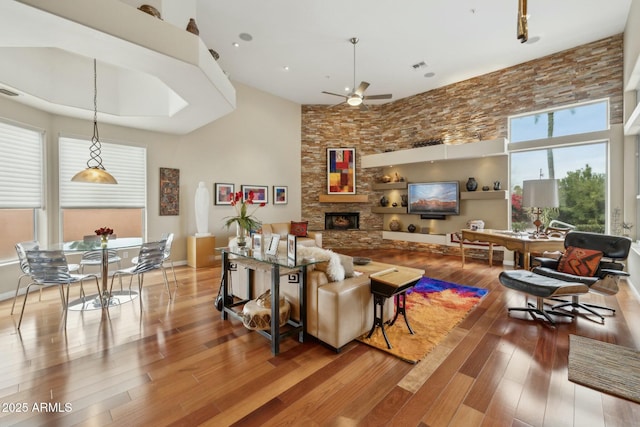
[71,59,117,184]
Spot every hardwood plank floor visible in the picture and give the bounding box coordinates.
[1,249,639,426]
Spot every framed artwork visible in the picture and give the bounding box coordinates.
[273,185,288,204]
[327,148,356,194]
[242,185,268,204]
[287,234,297,265]
[265,234,280,256]
[252,233,262,255]
[215,182,235,205]
[159,167,180,216]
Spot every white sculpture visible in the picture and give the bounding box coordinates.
[194,181,210,236]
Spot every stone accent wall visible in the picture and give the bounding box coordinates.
[302,35,623,257]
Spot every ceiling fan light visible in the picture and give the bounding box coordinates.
[347,95,362,106]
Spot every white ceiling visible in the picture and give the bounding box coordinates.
[197,0,632,105]
[0,0,633,134]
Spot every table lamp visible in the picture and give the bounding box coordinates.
[522,179,559,235]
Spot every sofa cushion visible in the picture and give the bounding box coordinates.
[290,221,308,237]
[557,246,603,277]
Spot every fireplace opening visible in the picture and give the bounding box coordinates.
[325,212,360,230]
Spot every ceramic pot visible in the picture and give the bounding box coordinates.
[389,219,401,231]
[493,181,501,190]
[466,177,478,191]
[380,196,389,207]
[401,195,408,207]
[407,224,417,233]
[482,186,490,191]
[186,18,199,35]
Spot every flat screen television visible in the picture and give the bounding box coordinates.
[407,181,460,219]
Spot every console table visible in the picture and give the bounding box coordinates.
[460,228,565,270]
[218,247,320,355]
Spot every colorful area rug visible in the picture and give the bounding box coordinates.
[568,334,640,403]
[358,277,488,363]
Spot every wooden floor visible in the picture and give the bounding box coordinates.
[1,249,639,426]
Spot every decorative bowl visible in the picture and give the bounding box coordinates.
[353,257,372,265]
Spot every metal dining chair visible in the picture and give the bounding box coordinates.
[17,250,100,330]
[109,240,169,312]
[131,232,177,286]
[11,241,81,315]
[79,235,122,274]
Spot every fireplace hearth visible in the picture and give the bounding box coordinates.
[325,212,360,230]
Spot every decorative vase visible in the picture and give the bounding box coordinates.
[389,219,401,231]
[408,224,416,233]
[236,224,248,248]
[401,195,408,207]
[493,181,501,190]
[186,18,199,35]
[466,177,478,192]
[100,235,108,246]
[482,185,490,191]
[380,196,389,207]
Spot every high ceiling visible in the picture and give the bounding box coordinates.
[0,0,633,134]
[197,0,632,105]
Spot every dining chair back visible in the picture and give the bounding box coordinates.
[17,250,99,330]
[161,232,177,286]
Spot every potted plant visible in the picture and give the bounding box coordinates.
[224,191,265,247]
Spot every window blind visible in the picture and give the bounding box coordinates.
[59,137,146,208]
[0,121,43,208]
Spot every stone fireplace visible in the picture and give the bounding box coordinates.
[324,212,360,230]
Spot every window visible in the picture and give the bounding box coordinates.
[0,121,42,261]
[59,137,146,241]
[509,100,608,143]
[509,100,609,233]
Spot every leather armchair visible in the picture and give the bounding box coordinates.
[532,231,632,322]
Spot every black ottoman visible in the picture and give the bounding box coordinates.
[499,270,589,325]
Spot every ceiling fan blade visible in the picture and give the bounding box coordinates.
[359,103,369,111]
[354,81,369,96]
[328,100,347,109]
[322,91,347,98]
[364,94,392,100]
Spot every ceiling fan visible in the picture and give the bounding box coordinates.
[322,37,392,110]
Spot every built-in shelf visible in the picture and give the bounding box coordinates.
[461,190,507,200]
[361,138,507,169]
[372,182,408,190]
[371,207,407,214]
[319,194,369,203]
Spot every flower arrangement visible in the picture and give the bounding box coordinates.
[95,226,114,237]
[224,191,265,232]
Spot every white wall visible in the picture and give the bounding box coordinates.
[0,82,301,299]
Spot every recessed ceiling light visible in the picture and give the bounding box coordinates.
[232,42,240,48]
[239,33,253,41]
[424,72,435,78]
[345,87,350,92]
[283,66,290,71]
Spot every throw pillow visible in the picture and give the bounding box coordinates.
[290,221,308,237]
[557,246,603,277]
[339,254,355,278]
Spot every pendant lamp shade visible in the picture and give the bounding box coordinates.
[71,59,117,184]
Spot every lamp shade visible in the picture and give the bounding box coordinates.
[522,179,559,208]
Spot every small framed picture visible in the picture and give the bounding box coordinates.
[273,186,288,204]
[241,185,268,204]
[214,183,235,205]
[265,234,280,256]
[287,234,297,265]
[252,233,262,254]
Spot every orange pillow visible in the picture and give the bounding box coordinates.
[290,221,308,237]
[557,246,603,277]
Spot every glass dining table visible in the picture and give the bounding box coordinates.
[50,237,143,311]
